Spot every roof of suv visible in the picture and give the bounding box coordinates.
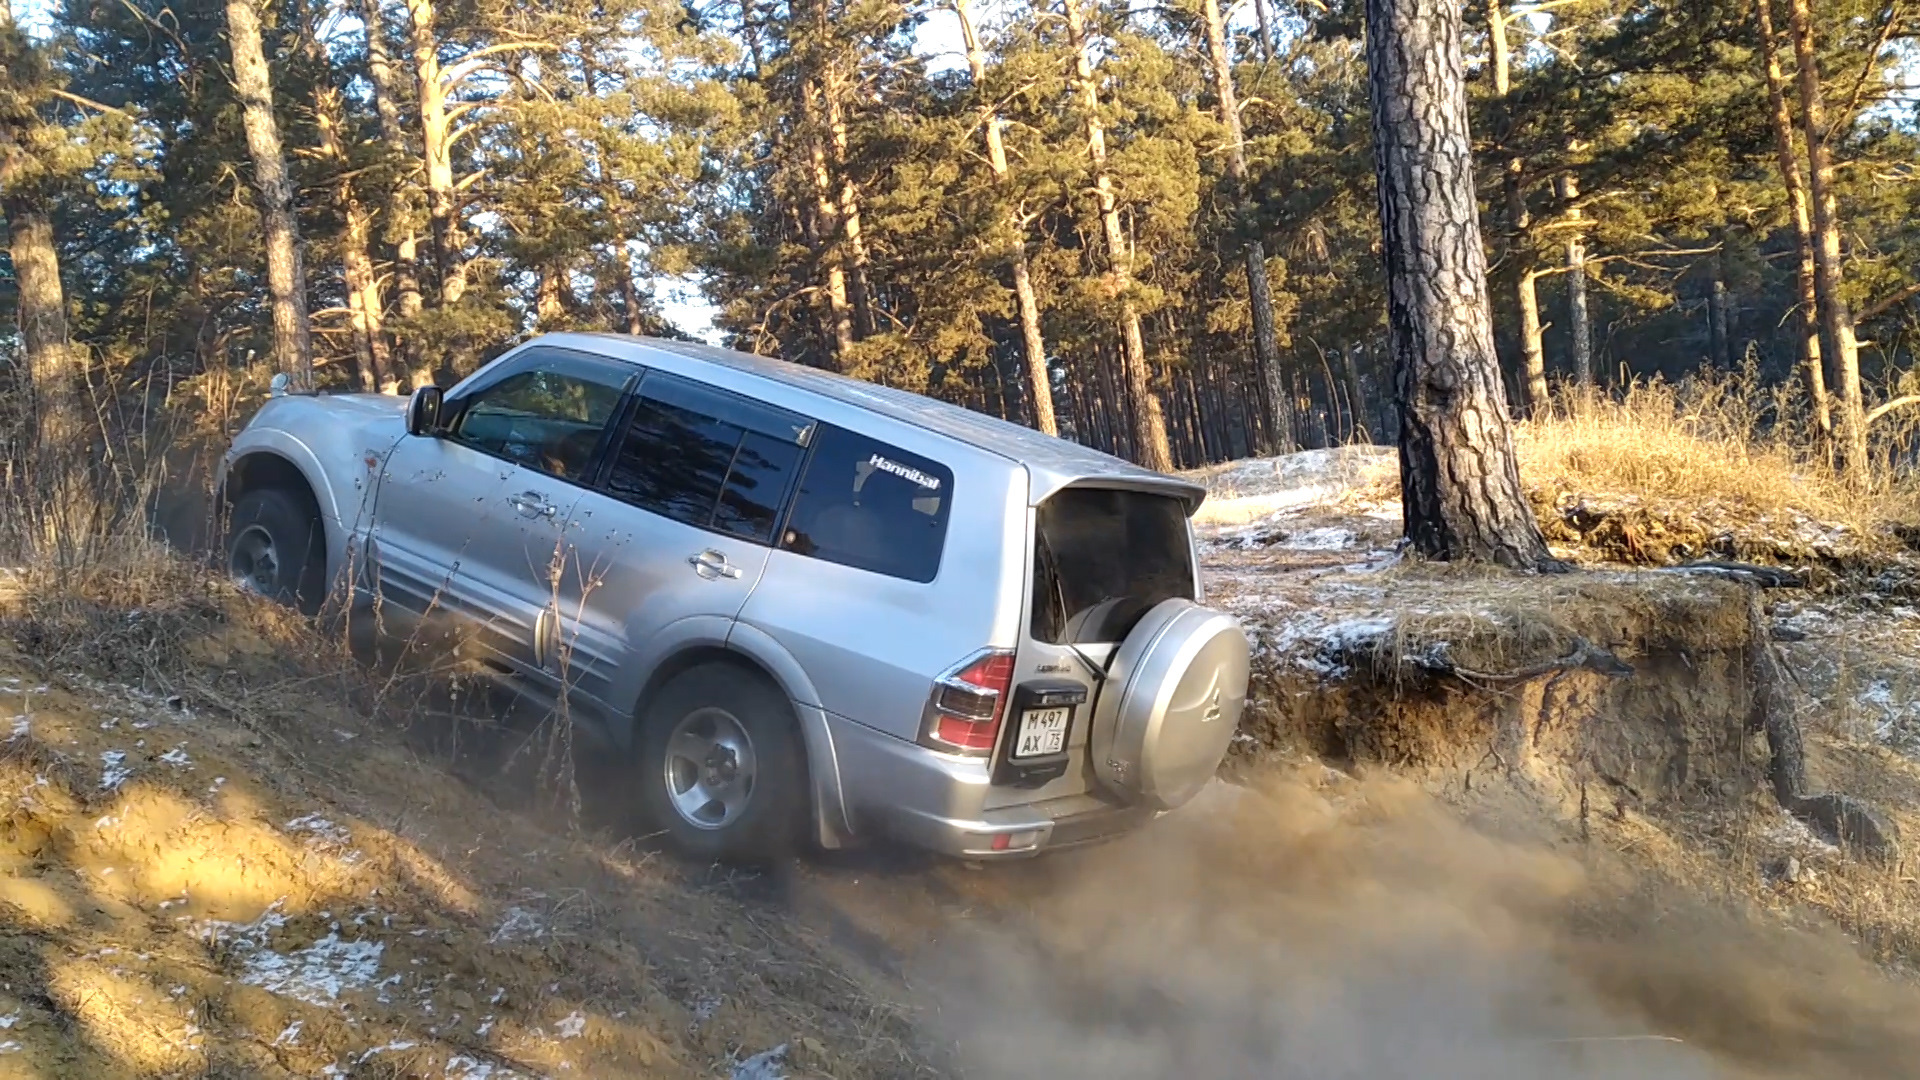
[548,332,1208,512]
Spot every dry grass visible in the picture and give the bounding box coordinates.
[1516,371,1920,533]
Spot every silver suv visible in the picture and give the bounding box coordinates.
[218,333,1250,861]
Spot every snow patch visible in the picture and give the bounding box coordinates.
[99,751,131,791]
[555,1010,586,1039]
[201,905,386,1008]
[285,814,353,846]
[490,905,546,943]
[732,1044,789,1080]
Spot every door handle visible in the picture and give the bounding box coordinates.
[688,550,742,580]
[507,491,556,519]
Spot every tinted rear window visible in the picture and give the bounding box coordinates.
[604,372,809,544]
[1031,488,1195,644]
[781,426,952,583]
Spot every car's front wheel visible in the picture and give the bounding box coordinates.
[637,663,806,864]
[226,488,325,615]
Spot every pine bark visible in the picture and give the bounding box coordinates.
[1364,0,1555,568]
[1200,0,1292,451]
[405,0,465,308]
[618,239,647,335]
[823,69,876,339]
[359,0,424,383]
[1755,0,1829,434]
[1786,0,1867,477]
[317,86,388,392]
[955,0,1057,435]
[1709,241,1732,368]
[1252,0,1277,61]
[1489,2,1548,416]
[798,79,855,365]
[225,0,314,389]
[1560,172,1592,389]
[1065,0,1172,472]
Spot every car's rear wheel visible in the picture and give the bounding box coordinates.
[638,663,805,864]
[227,488,325,615]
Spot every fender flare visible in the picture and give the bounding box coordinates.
[220,432,348,587]
[628,618,853,849]
[724,621,853,849]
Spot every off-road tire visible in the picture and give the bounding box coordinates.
[637,663,806,865]
[226,488,326,616]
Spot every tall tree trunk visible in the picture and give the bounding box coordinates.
[618,239,647,335]
[1344,349,1374,441]
[225,0,314,389]
[954,0,1057,435]
[1252,0,1276,61]
[1364,0,1554,568]
[4,201,97,552]
[1559,173,1592,390]
[405,0,464,308]
[536,263,566,324]
[1066,0,1172,472]
[823,69,876,339]
[359,0,424,383]
[1200,0,1292,452]
[317,86,388,392]
[1490,2,1548,416]
[1755,0,1829,435]
[1786,0,1867,477]
[797,78,856,366]
[1709,239,1732,368]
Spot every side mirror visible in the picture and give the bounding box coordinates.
[405,386,444,437]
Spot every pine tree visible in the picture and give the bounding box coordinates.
[224,0,314,388]
[1366,0,1554,567]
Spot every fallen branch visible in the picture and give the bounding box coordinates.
[1423,636,1635,682]
[1665,560,1806,589]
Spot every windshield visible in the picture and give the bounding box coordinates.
[1030,487,1196,645]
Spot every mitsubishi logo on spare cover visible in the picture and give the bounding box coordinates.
[1202,687,1223,724]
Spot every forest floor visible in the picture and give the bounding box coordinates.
[5,447,1920,1078]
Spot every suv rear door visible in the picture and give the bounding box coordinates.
[554,370,813,723]
[986,485,1200,808]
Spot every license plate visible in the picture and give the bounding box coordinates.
[1013,707,1070,758]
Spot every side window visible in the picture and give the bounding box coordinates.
[604,372,809,543]
[781,426,953,583]
[450,350,631,481]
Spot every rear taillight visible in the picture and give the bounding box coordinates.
[922,649,1015,755]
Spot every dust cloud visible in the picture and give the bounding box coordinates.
[909,773,1920,1080]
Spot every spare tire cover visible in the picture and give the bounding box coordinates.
[1089,598,1251,810]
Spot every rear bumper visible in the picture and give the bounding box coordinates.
[823,711,1158,859]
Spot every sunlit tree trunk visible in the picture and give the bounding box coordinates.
[1755,0,1829,435]
[359,0,424,386]
[1786,0,1866,477]
[955,0,1056,435]
[1365,0,1555,568]
[225,0,314,389]
[800,82,856,366]
[823,68,875,339]
[1560,173,1592,390]
[1201,0,1293,451]
[1490,2,1548,416]
[404,0,465,308]
[1252,0,1276,61]
[1709,238,1732,369]
[1065,0,1172,472]
[316,86,387,392]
